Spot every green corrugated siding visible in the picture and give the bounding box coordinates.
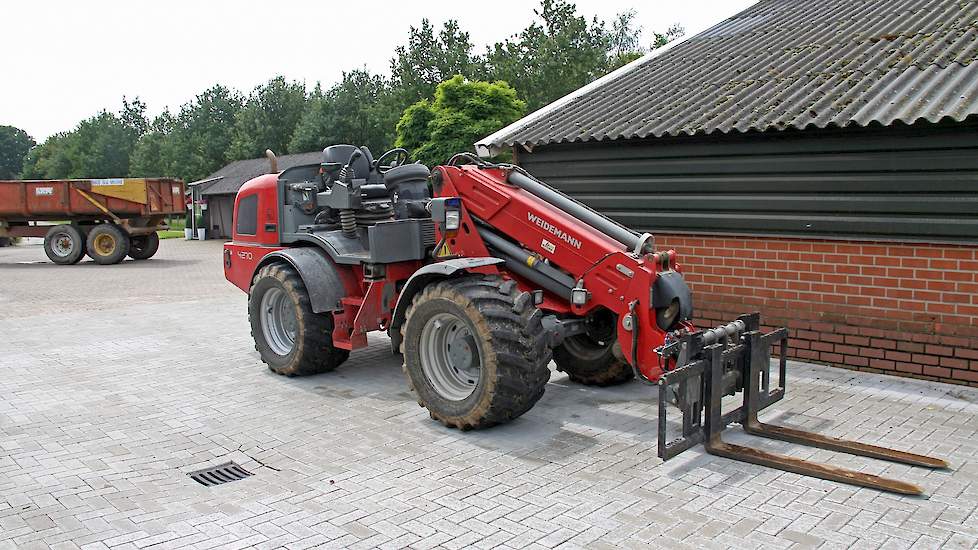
[517,122,978,243]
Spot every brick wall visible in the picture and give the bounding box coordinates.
[656,234,978,386]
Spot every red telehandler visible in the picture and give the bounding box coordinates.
[224,145,947,495]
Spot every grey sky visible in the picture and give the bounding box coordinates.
[1,0,756,142]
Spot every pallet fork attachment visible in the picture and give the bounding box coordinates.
[657,314,948,495]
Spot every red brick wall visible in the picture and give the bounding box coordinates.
[656,234,978,386]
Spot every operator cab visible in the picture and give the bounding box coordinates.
[235,144,437,265]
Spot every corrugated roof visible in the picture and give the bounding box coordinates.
[200,151,323,196]
[478,0,978,151]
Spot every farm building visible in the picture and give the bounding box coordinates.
[477,0,978,385]
[197,151,322,239]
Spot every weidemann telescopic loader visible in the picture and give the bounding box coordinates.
[224,145,947,495]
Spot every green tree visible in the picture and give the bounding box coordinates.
[394,100,435,157]
[176,85,243,180]
[396,76,524,167]
[17,96,151,179]
[290,70,398,155]
[608,9,645,69]
[20,110,137,179]
[120,96,149,140]
[227,76,307,160]
[20,133,71,179]
[0,125,36,178]
[391,19,478,108]
[482,1,676,111]
[129,111,176,177]
[64,111,136,177]
[132,85,242,182]
[652,23,685,49]
[484,0,612,112]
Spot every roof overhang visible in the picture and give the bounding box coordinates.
[474,33,694,158]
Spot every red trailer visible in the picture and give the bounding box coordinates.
[0,177,185,264]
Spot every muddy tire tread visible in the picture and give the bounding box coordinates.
[249,263,349,376]
[401,275,552,430]
[554,337,634,387]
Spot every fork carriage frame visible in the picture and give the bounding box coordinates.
[657,313,948,495]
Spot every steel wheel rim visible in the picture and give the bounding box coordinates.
[261,287,297,356]
[52,232,74,257]
[94,233,115,255]
[419,312,481,401]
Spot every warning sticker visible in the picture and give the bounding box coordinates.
[35,187,54,196]
[92,178,125,186]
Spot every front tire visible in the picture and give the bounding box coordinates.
[128,233,160,260]
[249,263,349,376]
[401,276,552,430]
[86,224,130,265]
[44,224,86,265]
[553,310,633,386]
[553,336,634,386]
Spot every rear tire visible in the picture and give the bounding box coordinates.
[86,224,130,265]
[44,224,86,265]
[401,275,552,430]
[128,233,160,260]
[249,263,349,376]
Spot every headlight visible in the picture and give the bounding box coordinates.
[444,210,460,231]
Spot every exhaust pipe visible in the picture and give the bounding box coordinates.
[266,149,278,173]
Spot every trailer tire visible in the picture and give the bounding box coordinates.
[401,275,552,430]
[86,224,130,265]
[44,224,86,265]
[128,233,160,260]
[249,263,349,376]
[554,335,634,387]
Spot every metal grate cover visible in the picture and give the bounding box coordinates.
[188,462,253,487]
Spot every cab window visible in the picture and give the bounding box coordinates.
[236,194,258,235]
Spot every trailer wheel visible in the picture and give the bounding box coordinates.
[401,275,552,430]
[43,224,86,265]
[249,263,349,376]
[128,233,160,260]
[553,310,634,386]
[86,224,130,265]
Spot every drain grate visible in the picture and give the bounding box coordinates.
[188,462,253,487]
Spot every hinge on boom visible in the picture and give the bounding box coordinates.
[633,233,655,256]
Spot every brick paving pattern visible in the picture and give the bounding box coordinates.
[1,239,976,549]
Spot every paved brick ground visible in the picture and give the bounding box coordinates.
[1,239,976,549]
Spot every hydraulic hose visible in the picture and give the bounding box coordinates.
[477,224,575,300]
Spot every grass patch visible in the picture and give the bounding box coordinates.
[157,230,185,239]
